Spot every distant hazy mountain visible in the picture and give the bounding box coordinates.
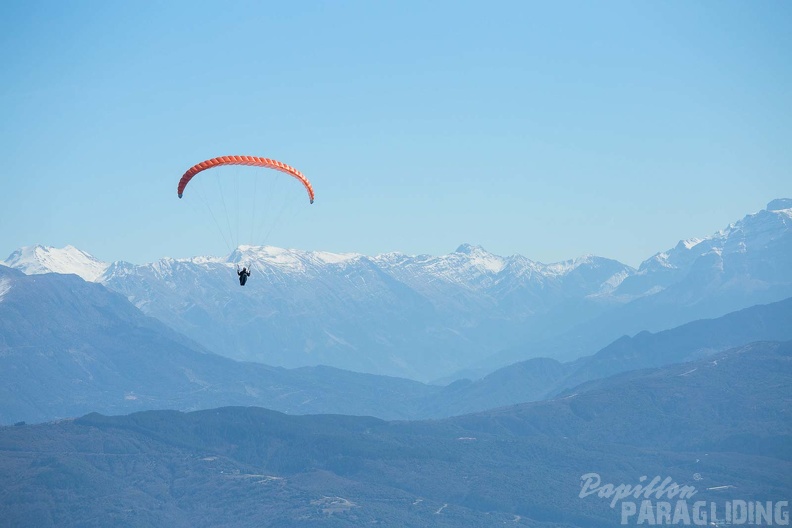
[5,245,632,381]
[419,295,792,416]
[468,199,792,370]
[2,341,789,527]
[6,199,791,381]
[0,265,437,424]
[3,255,791,429]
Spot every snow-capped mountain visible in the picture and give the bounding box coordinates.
[482,199,792,369]
[4,244,108,281]
[616,199,792,298]
[3,243,633,380]
[97,243,631,380]
[374,244,630,303]
[5,199,791,381]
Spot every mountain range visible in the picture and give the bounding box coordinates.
[0,265,438,424]
[2,259,791,425]
[425,295,792,416]
[2,340,789,527]
[4,199,791,382]
[2,200,791,527]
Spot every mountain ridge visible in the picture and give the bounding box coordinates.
[2,340,789,527]
[5,199,791,380]
[2,258,791,425]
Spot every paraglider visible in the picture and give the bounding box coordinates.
[178,155,315,286]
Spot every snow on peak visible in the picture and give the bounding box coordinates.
[638,199,791,273]
[453,244,505,273]
[312,250,362,265]
[681,237,704,250]
[228,245,361,269]
[4,245,109,282]
[542,254,600,276]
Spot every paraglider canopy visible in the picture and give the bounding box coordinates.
[175,154,315,256]
[178,155,314,203]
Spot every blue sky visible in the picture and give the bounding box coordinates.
[1,1,790,267]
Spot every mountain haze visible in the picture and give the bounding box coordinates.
[420,295,792,416]
[2,340,789,527]
[0,265,438,424]
[2,260,791,424]
[6,200,791,381]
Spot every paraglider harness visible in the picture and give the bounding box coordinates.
[237,265,251,286]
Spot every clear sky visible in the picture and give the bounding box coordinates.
[1,1,790,267]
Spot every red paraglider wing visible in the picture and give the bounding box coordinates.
[177,155,314,203]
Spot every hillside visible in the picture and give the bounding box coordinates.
[1,341,789,527]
